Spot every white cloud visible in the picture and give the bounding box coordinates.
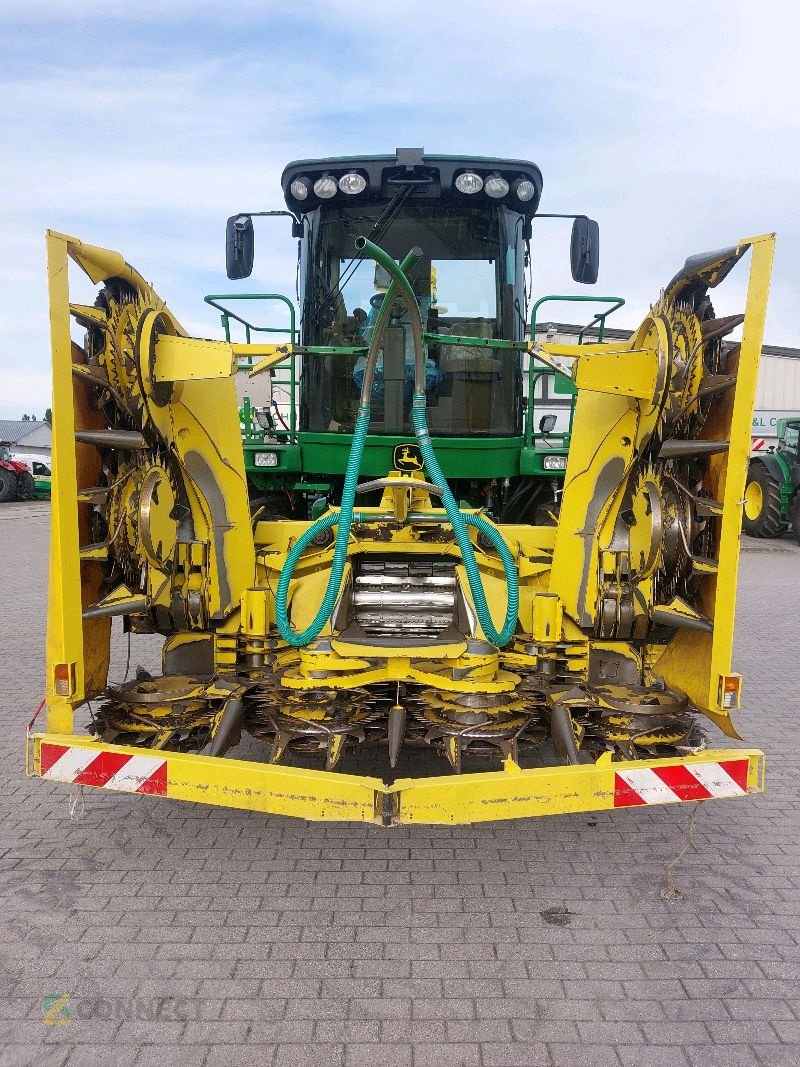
[1,0,798,417]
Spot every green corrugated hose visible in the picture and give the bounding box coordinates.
[275,248,419,647]
[275,238,519,648]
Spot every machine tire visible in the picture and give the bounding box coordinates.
[742,461,786,538]
[16,471,35,501]
[791,494,800,546]
[0,468,17,503]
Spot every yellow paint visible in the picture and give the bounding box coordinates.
[248,345,294,377]
[40,230,775,822]
[744,475,763,520]
[574,349,659,399]
[154,335,236,381]
[45,233,81,733]
[28,733,764,824]
[653,235,776,725]
[390,749,764,825]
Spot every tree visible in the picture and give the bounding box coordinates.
[44,408,52,425]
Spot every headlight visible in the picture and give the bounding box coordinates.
[338,171,366,195]
[254,451,279,468]
[313,176,338,199]
[289,177,310,200]
[455,172,483,194]
[543,455,567,471]
[514,178,536,202]
[484,175,510,199]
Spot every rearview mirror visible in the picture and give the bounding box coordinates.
[539,414,557,434]
[226,215,254,280]
[570,216,599,285]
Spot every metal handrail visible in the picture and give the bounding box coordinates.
[205,293,297,440]
[525,294,625,448]
[204,293,296,345]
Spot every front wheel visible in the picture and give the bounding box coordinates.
[742,462,786,538]
[0,467,17,503]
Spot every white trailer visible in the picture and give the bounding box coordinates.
[751,344,800,452]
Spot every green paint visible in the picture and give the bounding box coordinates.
[298,433,522,478]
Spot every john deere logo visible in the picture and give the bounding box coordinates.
[393,444,423,471]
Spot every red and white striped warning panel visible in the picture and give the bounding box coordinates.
[751,437,766,451]
[614,758,749,807]
[39,743,167,796]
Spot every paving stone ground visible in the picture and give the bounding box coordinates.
[1,499,799,1067]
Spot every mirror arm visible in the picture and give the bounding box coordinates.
[530,213,590,222]
[234,210,305,238]
[524,213,589,241]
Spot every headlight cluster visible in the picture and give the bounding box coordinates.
[290,171,367,202]
[455,172,536,203]
[542,455,567,471]
[254,451,279,468]
[289,168,537,205]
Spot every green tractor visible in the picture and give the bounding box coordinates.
[212,150,624,523]
[743,417,800,541]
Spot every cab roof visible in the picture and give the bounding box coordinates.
[281,149,543,215]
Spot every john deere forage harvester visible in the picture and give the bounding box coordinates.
[30,151,773,823]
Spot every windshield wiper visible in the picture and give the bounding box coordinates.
[311,184,414,331]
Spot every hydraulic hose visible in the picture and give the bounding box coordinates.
[411,400,518,646]
[359,242,423,405]
[275,238,519,648]
[355,239,518,647]
[275,249,420,647]
[354,236,426,399]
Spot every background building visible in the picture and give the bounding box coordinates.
[532,323,800,453]
[0,419,52,463]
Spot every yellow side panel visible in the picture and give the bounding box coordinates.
[168,378,254,620]
[45,233,81,733]
[652,236,775,726]
[549,392,639,627]
[153,335,235,382]
[574,349,659,399]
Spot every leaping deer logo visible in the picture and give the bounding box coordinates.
[394,445,424,471]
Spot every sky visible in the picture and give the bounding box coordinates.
[1,0,798,419]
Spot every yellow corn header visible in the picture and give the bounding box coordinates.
[29,228,774,824]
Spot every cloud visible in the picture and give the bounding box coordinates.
[1,0,797,417]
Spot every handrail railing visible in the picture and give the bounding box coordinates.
[205,293,297,440]
[204,293,296,346]
[525,295,625,448]
[529,294,625,346]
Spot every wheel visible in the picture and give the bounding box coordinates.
[15,471,34,501]
[742,462,786,538]
[248,492,292,521]
[791,495,800,546]
[0,467,16,503]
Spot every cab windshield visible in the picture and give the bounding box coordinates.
[300,201,525,437]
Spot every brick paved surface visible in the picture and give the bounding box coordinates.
[1,500,799,1067]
